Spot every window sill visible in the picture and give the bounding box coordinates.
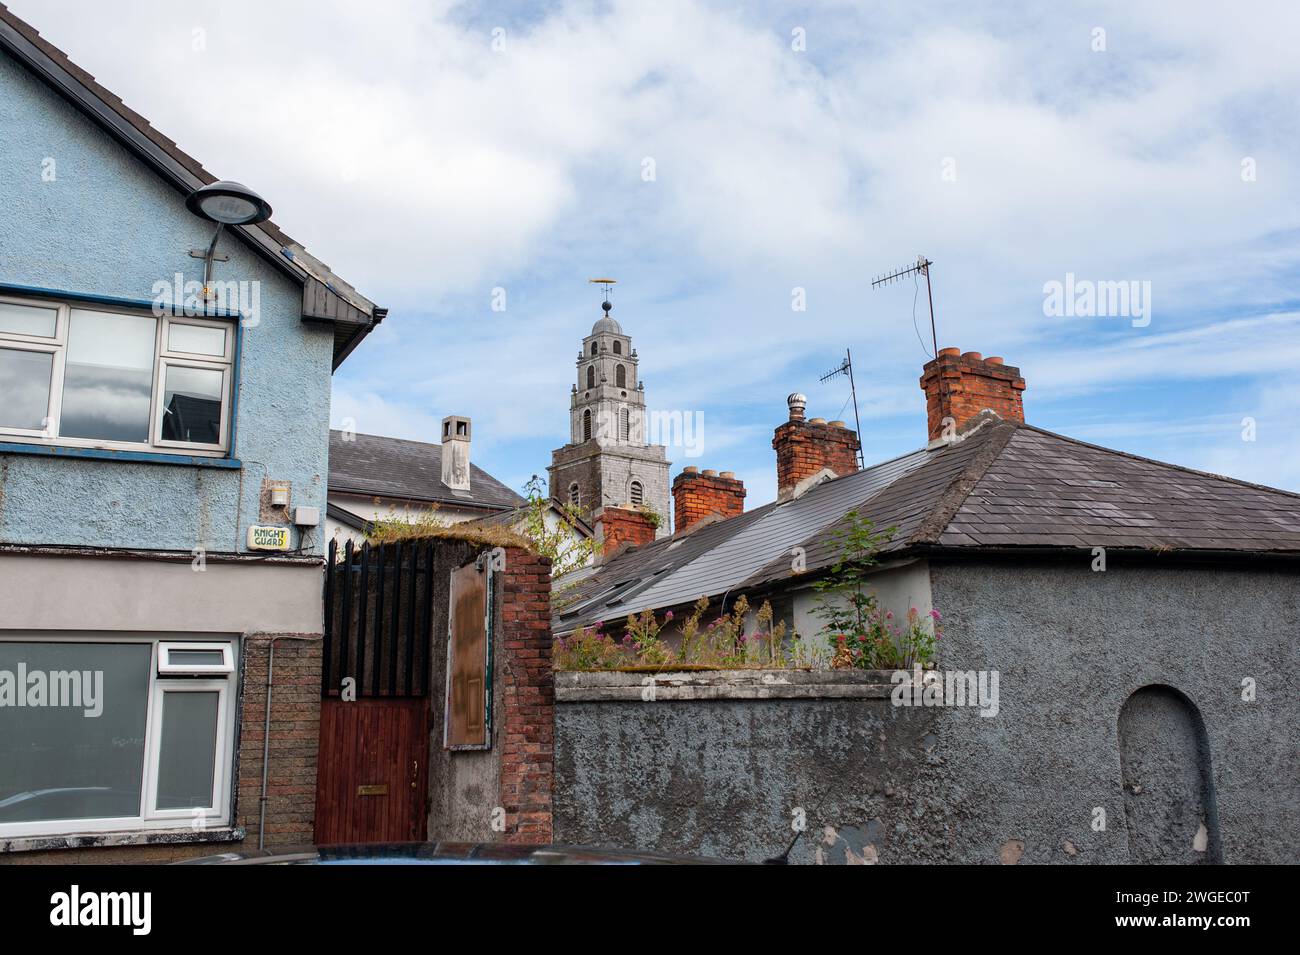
[0,442,240,469]
[1,825,245,854]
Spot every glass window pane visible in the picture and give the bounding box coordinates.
[166,649,225,666]
[0,348,53,431]
[0,642,151,824]
[0,301,57,338]
[168,323,226,358]
[61,309,156,443]
[154,691,219,810]
[160,366,223,445]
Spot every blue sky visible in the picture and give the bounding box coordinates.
[14,0,1300,505]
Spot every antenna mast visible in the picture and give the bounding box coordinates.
[819,349,864,468]
[871,255,937,357]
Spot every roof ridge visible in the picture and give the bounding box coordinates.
[1017,422,1300,502]
[908,419,1020,545]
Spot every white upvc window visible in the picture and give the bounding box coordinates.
[0,296,235,456]
[0,636,239,839]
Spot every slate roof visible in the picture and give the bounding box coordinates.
[328,431,524,512]
[0,4,382,368]
[555,413,1300,632]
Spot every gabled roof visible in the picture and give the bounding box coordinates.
[465,501,595,538]
[555,413,1300,632]
[0,4,382,369]
[328,431,525,512]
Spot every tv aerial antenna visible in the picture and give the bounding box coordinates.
[819,349,864,468]
[872,255,937,357]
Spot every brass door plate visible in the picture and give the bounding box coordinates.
[357,784,389,796]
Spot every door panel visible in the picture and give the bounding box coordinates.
[314,697,428,845]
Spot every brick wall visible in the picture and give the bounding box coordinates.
[672,467,746,532]
[594,505,658,554]
[237,635,322,849]
[772,415,860,497]
[919,348,1026,441]
[497,548,554,843]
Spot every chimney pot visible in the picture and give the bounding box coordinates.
[440,415,472,491]
[919,349,1026,441]
[772,400,860,497]
[672,467,745,533]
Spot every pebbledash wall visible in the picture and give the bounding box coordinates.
[0,49,334,860]
[554,559,1299,863]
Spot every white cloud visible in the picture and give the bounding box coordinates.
[10,0,1300,499]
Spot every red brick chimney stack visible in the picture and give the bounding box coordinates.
[672,467,746,533]
[593,505,657,556]
[919,348,1026,441]
[772,393,860,497]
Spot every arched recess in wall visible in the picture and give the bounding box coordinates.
[582,409,592,442]
[586,366,595,389]
[1117,684,1223,864]
[616,364,626,388]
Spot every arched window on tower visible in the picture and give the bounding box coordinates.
[620,408,630,442]
[630,480,644,505]
[583,409,592,441]
[591,342,598,355]
[616,364,626,388]
[569,483,581,507]
[586,366,595,389]
[613,340,622,355]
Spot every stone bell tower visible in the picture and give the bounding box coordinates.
[547,289,670,537]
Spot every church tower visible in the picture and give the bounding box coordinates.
[548,289,671,537]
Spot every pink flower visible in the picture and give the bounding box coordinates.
[885,611,893,620]
[665,610,674,620]
[929,609,941,621]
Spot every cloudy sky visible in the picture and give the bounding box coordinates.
[13,0,1300,505]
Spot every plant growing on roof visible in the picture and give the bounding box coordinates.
[811,510,906,669]
[519,474,597,583]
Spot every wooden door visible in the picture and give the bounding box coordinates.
[314,697,429,845]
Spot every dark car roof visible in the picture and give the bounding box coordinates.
[178,842,735,865]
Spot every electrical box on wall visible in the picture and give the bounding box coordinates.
[293,506,320,527]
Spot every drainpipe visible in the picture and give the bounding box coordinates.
[256,634,315,850]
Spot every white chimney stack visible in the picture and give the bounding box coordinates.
[441,415,472,491]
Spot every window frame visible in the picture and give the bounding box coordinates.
[0,634,238,840]
[0,294,235,458]
[141,678,232,823]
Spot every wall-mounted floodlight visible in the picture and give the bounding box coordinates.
[185,181,273,298]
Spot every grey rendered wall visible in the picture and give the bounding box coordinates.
[925,559,1298,865]
[554,560,1298,863]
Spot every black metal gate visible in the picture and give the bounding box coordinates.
[321,538,437,699]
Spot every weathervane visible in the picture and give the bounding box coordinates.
[872,255,937,357]
[588,277,617,312]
